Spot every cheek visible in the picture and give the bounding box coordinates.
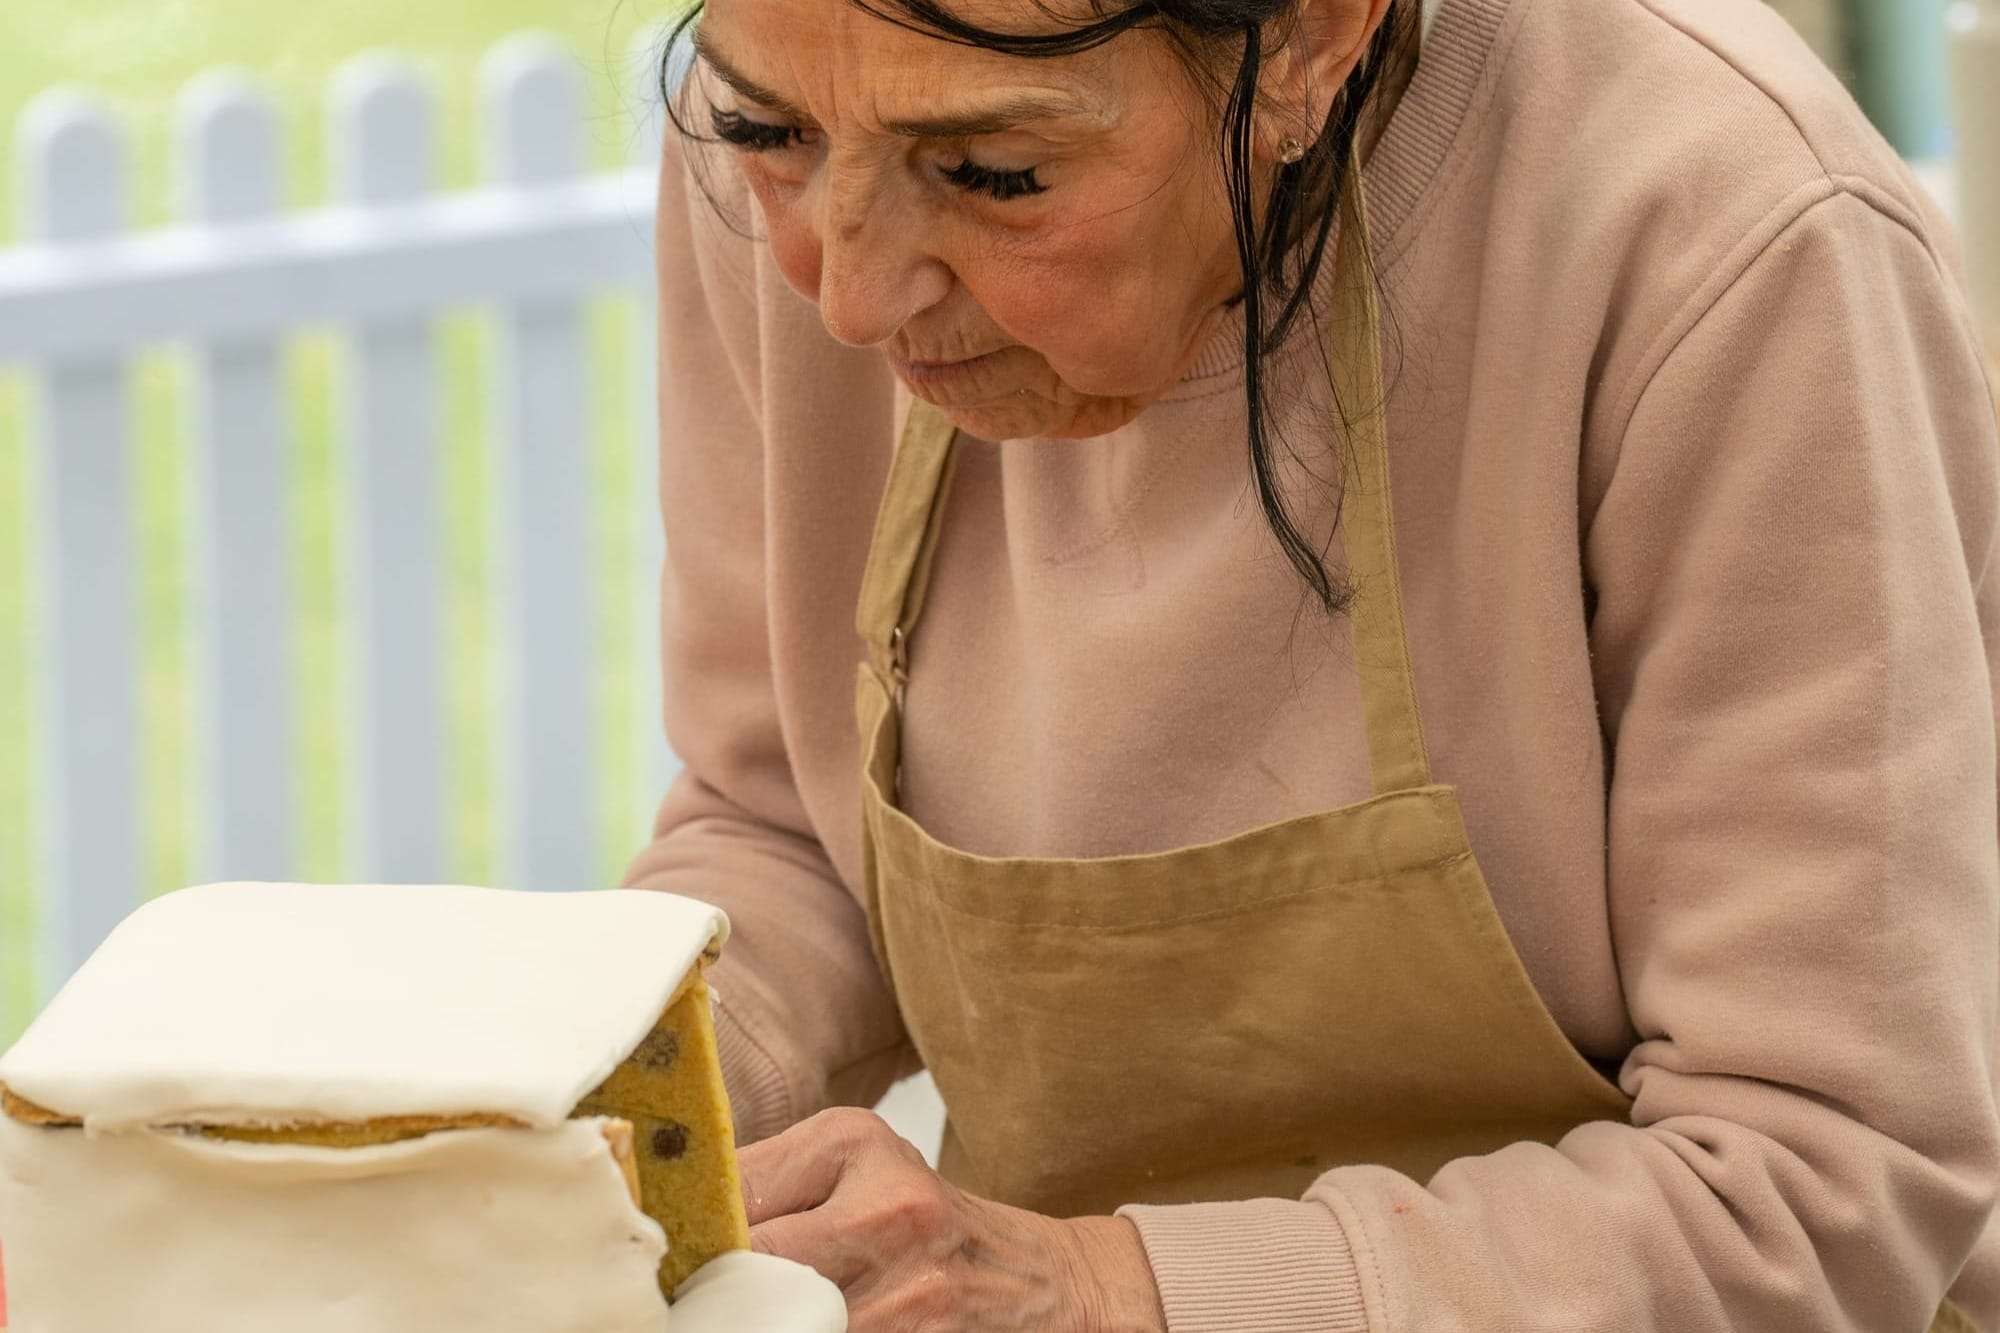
[766,216,823,298]
[741,168,823,297]
[969,241,1189,390]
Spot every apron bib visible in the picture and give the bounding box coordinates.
[848,181,1970,1331]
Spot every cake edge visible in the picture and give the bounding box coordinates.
[0,958,716,1137]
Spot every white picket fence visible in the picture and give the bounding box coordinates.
[0,33,679,1002]
[0,26,951,1158]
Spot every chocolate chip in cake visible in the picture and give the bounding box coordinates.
[651,1122,690,1160]
[631,1029,681,1071]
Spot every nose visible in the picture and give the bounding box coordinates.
[812,168,950,348]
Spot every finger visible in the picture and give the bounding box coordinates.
[810,1156,965,1309]
[737,1109,875,1225]
[739,1139,840,1227]
[749,1208,869,1290]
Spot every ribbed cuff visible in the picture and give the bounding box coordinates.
[711,993,794,1146]
[1116,1198,1371,1333]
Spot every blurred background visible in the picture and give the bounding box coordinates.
[0,0,674,1041]
[0,0,1995,1048]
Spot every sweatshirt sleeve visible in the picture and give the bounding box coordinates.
[1123,190,2000,1330]
[621,130,916,1146]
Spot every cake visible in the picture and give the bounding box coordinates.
[0,882,847,1332]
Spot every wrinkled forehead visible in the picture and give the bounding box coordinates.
[708,0,1118,39]
[695,0,1131,114]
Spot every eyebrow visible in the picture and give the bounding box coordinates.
[691,27,1107,138]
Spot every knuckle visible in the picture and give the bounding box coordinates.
[872,1179,952,1241]
[815,1105,886,1148]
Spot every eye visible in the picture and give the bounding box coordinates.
[711,107,811,152]
[941,158,1048,202]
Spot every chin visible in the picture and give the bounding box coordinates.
[917,391,1148,443]
[940,400,1053,440]
[927,401,1078,442]
[889,342,1159,441]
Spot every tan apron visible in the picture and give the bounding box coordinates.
[850,183,1972,1332]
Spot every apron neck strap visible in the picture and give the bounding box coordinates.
[854,168,1432,796]
[1330,172,1433,795]
[856,393,960,687]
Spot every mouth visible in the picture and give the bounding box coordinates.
[887,347,1009,394]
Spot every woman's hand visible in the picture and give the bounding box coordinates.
[741,1107,1167,1332]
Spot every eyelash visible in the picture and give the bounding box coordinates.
[709,108,1048,202]
[940,158,1047,202]
[710,108,805,152]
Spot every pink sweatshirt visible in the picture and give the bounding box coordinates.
[623,0,2000,1326]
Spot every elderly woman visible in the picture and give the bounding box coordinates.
[622,0,2000,1326]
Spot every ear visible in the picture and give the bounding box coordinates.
[1255,0,1396,163]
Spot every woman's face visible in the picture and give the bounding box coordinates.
[691,0,1253,440]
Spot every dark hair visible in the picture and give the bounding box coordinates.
[663,0,1412,615]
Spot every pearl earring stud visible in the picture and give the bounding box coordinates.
[1279,134,1307,164]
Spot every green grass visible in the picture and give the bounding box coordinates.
[0,2,678,1042]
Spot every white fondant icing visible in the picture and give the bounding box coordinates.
[0,882,728,1131]
[0,1116,670,1332]
[672,1251,850,1333]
